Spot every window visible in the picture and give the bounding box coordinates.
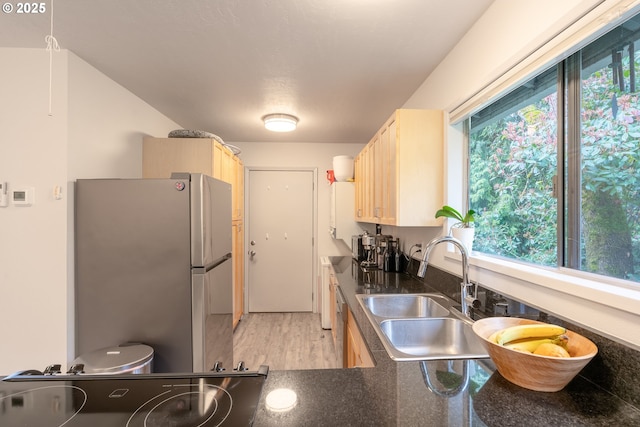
[469,13,640,284]
[577,19,640,282]
[469,67,558,266]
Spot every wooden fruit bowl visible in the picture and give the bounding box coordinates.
[472,317,598,392]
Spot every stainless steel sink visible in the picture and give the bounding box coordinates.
[359,294,450,318]
[378,318,488,361]
[355,293,489,361]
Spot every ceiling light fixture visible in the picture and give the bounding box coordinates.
[263,114,298,132]
[265,388,298,412]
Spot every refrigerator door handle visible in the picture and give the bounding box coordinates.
[202,253,232,272]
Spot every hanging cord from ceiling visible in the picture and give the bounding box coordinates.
[45,0,60,116]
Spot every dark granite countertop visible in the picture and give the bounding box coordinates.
[253,261,640,426]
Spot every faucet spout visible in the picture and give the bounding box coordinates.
[417,235,468,282]
[416,235,475,318]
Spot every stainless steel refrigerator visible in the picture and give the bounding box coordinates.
[75,173,233,373]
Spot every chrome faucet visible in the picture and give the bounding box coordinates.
[417,235,479,318]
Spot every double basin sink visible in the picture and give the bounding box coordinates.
[356,293,489,361]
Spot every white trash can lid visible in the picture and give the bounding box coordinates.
[73,344,154,374]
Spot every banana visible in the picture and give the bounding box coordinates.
[504,338,554,353]
[503,334,569,353]
[495,323,566,346]
[488,330,500,343]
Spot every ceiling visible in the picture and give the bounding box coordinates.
[1,0,494,143]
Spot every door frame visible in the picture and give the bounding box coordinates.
[243,166,318,314]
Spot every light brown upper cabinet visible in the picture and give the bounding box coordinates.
[142,137,243,221]
[230,154,244,222]
[354,109,445,227]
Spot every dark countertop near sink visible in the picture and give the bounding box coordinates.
[253,260,640,426]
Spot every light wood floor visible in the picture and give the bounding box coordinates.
[233,312,339,371]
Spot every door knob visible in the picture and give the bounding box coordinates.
[249,250,256,258]
[250,240,256,246]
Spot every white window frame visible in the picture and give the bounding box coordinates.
[433,0,640,351]
[444,249,640,351]
[442,114,640,351]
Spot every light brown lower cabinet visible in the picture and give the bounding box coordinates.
[346,309,375,368]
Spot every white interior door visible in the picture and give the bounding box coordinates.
[247,170,314,312]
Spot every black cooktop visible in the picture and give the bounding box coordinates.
[0,367,268,426]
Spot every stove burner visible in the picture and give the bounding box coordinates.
[0,367,268,426]
[128,384,233,427]
[0,385,87,426]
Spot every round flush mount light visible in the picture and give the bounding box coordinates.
[265,388,298,412]
[263,114,298,132]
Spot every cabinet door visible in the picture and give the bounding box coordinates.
[387,119,397,222]
[372,134,383,221]
[329,280,337,346]
[394,109,444,226]
[222,147,235,184]
[356,145,370,221]
[232,157,244,221]
[362,141,375,221]
[379,117,397,225]
[346,320,358,368]
[346,309,374,368]
[354,153,363,220]
[232,221,244,329]
[212,141,225,180]
[142,138,214,178]
[353,109,444,226]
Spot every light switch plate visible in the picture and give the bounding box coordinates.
[0,182,7,207]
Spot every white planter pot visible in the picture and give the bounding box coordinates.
[333,155,354,182]
[451,227,475,254]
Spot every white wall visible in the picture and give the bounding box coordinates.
[67,53,179,180]
[404,0,600,112]
[0,48,70,375]
[0,48,180,374]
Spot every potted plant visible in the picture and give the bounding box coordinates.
[435,205,476,252]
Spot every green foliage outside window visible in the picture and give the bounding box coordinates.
[469,91,558,266]
[469,42,640,283]
[581,55,639,281]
